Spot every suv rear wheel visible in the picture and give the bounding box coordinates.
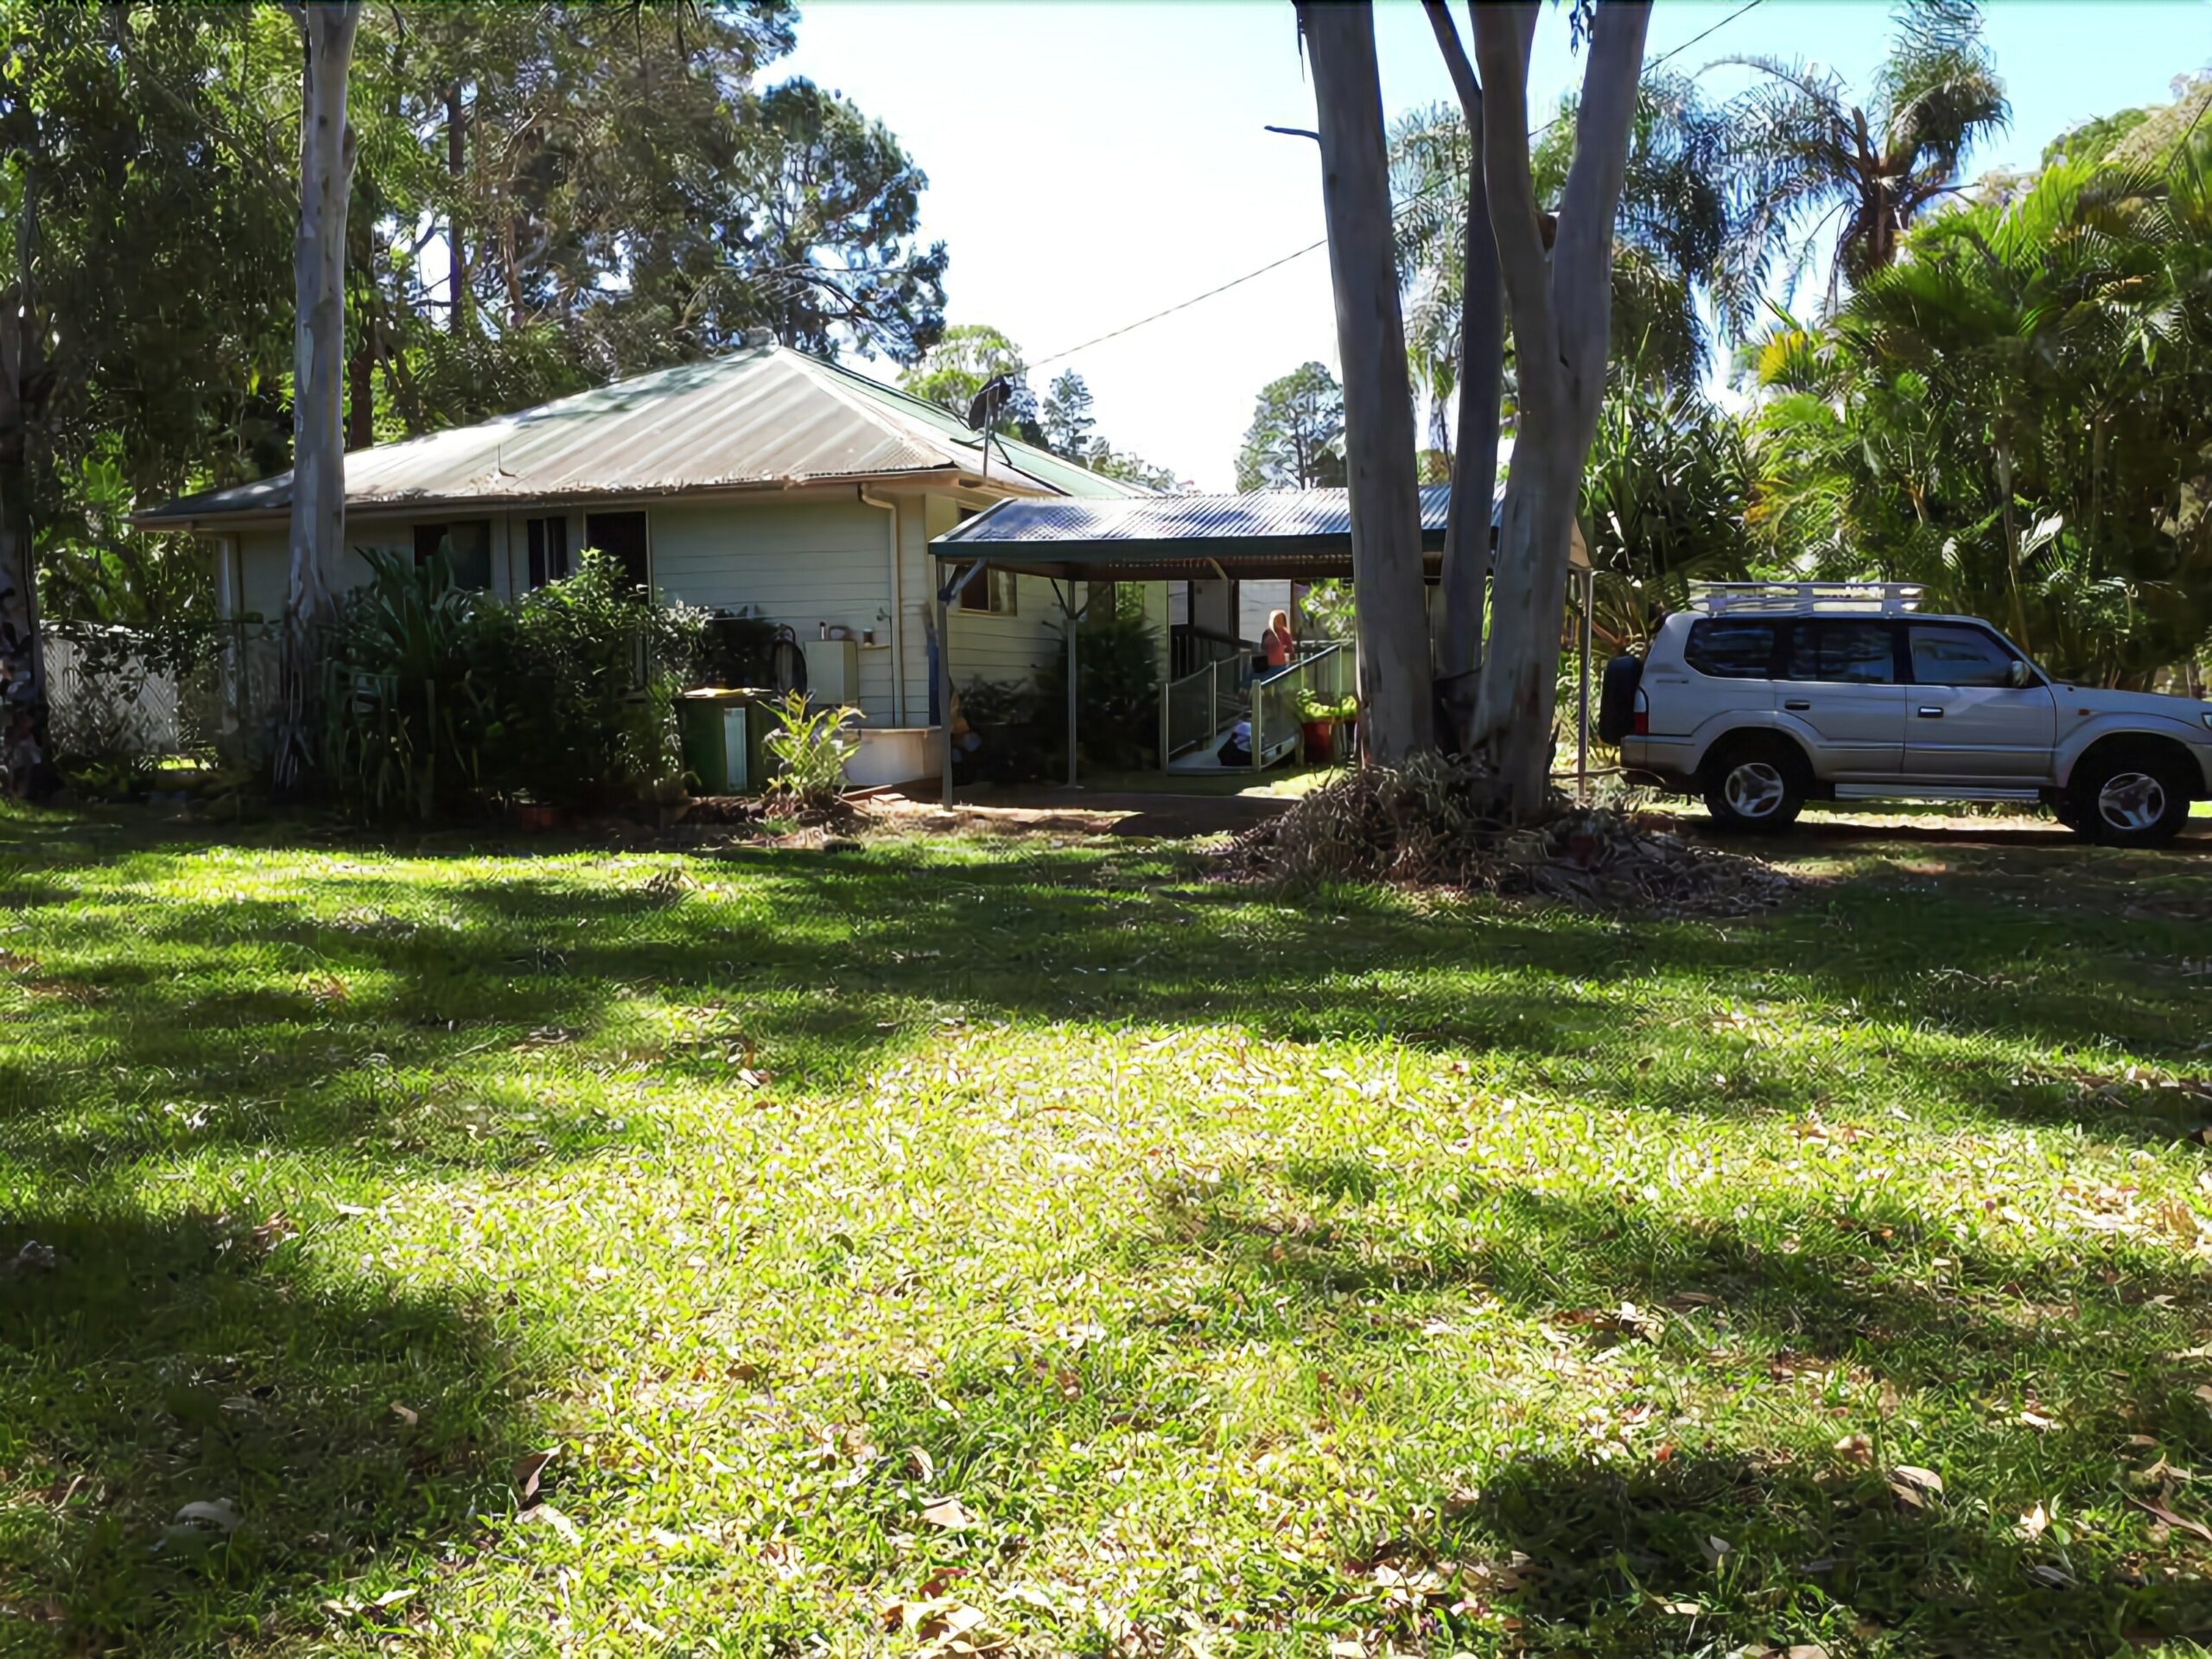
[1700,737,1807,834]
[2066,746,2195,848]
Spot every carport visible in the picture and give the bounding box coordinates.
[927,485,1593,805]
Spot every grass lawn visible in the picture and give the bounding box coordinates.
[3,802,2212,1656]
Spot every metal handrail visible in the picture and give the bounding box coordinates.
[1159,652,1249,761]
[1248,642,1351,772]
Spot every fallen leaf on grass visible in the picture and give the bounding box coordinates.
[390,1402,418,1427]
[2018,1503,2050,1541]
[512,1447,557,1507]
[518,1503,579,1542]
[172,1499,240,1534]
[1834,1433,1873,1465]
[920,1495,977,1530]
[2133,1496,2212,1543]
[1888,1465,1944,1508]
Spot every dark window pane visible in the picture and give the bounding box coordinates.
[1783,620,1896,683]
[1684,619,1775,679]
[1825,620,1895,683]
[584,511,650,590]
[414,520,491,590]
[526,517,570,588]
[1910,624,2017,687]
[959,565,1013,614]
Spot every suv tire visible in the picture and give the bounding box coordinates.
[1700,736,1807,834]
[2066,746,2195,848]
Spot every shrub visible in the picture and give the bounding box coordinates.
[1034,606,1161,771]
[762,691,860,811]
[319,549,500,820]
[317,548,705,820]
[484,550,706,807]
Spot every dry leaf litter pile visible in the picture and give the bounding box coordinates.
[1233,756,1796,916]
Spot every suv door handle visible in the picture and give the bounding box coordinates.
[1783,698,1812,710]
[1917,706,1943,718]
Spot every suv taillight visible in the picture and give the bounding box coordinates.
[1632,688,1649,737]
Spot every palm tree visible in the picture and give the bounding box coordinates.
[1719,0,2010,302]
[1751,153,2212,684]
[1390,72,1752,401]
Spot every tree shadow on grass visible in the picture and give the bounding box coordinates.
[1135,1176,2212,1649]
[1461,1447,2212,1654]
[0,1205,535,1653]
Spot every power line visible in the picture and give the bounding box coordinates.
[1026,0,1768,372]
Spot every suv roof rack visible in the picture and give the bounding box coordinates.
[1688,581,1927,616]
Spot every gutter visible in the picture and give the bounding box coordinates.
[857,486,905,726]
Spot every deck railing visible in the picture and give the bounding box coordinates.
[1159,653,1249,761]
[1247,642,1352,771]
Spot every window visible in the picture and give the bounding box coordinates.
[1683,618,1776,679]
[1910,623,2021,687]
[414,519,492,589]
[1783,620,1897,683]
[525,516,570,588]
[959,566,1017,615]
[583,511,650,590]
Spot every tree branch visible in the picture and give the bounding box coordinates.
[1554,0,1654,380]
[1421,0,1480,118]
[1468,3,1555,406]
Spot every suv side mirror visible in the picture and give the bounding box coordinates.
[2007,659,2032,689]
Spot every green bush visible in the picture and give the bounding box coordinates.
[317,548,705,820]
[762,691,860,811]
[319,550,501,820]
[1034,606,1161,771]
[483,551,706,807]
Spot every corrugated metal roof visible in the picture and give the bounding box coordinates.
[139,344,1150,524]
[928,484,1522,581]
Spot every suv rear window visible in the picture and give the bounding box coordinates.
[1683,619,1776,678]
[1783,620,1897,683]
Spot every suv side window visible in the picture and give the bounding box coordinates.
[1783,620,1897,683]
[1909,624,2018,687]
[1683,619,1777,679]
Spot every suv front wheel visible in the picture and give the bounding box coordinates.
[1700,737,1807,834]
[2066,746,2195,848]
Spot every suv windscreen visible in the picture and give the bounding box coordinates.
[1683,618,1776,678]
[1783,620,1897,683]
[1910,624,2019,687]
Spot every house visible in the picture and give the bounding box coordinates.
[135,335,1159,785]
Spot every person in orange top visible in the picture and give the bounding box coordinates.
[1262,608,1296,671]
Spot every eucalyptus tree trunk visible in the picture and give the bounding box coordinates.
[274,1,362,796]
[1467,0,1649,814]
[0,291,48,728]
[1422,0,1505,754]
[1299,0,1432,763]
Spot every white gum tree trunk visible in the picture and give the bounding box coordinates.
[1466,0,1649,813]
[1299,0,1433,764]
[275,1,361,794]
[1422,0,1505,753]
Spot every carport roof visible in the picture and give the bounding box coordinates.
[929,483,1574,582]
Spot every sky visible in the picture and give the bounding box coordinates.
[779,1,2212,492]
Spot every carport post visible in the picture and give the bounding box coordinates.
[1066,584,1079,788]
[1577,569,1594,803]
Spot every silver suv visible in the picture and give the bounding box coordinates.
[1600,584,2212,846]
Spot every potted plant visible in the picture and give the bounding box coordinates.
[1298,690,1357,765]
[511,791,563,832]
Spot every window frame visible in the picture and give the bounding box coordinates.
[525,514,571,589]
[1780,617,1905,686]
[413,519,493,590]
[1682,617,1782,680]
[1904,620,2031,689]
[958,565,1017,616]
[582,509,652,592]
